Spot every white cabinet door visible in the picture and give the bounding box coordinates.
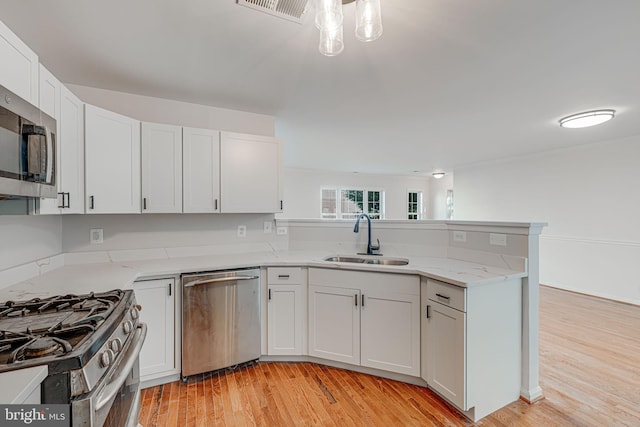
[38,64,60,119]
[37,65,62,214]
[135,278,176,380]
[360,289,421,376]
[141,123,182,213]
[85,104,141,214]
[308,285,360,365]
[267,284,304,355]
[220,132,282,213]
[0,20,39,106]
[182,127,220,213]
[426,301,466,410]
[57,86,85,214]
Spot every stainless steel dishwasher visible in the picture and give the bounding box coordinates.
[181,268,261,377]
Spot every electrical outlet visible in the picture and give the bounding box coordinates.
[263,221,273,234]
[453,231,466,242]
[276,226,288,236]
[90,228,103,244]
[237,225,246,238]
[490,233,507,246]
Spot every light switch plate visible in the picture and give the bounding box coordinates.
[90,228,103,244]
[237,225,246,238]
[276,226,288,235]
[489,233,507,246]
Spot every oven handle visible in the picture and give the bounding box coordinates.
[95,322,147,412]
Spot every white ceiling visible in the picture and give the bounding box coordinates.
[1,0,639,175]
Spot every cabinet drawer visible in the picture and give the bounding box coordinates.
[268,267,303,285]
[427,279,466,312]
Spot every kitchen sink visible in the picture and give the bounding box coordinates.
[323,255,409,266]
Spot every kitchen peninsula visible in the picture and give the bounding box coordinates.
[0,219,545,422]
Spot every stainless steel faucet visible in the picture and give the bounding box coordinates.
[354,213,381,255]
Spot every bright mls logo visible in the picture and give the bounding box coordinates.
[0,405,69,426]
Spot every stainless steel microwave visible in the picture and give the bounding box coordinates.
[0,84,56,199]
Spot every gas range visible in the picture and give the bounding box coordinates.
[0,289,146,426]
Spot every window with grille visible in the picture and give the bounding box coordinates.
[320,188,385,219]
[407,191,423,220]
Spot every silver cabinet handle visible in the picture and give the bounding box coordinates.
[184,275,259,288]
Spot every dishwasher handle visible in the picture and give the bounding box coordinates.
[184,275,259,288]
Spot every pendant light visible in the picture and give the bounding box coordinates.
[355,0,383,42]
[315,0,383,56]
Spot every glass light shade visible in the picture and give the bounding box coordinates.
[355,0,383,42]
[319,23,344,56]
[315,0,343,30]
[559,110,615,128]
[432,172,446,179]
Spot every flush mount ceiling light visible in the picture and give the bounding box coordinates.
[315,0,383,56]
[432,172,446,179]
[559,110,615,129]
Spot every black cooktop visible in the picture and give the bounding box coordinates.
[0,290,130,374]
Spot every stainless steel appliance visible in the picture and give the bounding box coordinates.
[0,290,147,427]
[182,268,261,377]
[0,84,57,199]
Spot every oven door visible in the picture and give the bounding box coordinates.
[72,323,147,427]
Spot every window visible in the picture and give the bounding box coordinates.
[446,189,454,219]
[407,191,423,220]
[321,188,385,219]
[321,189,337,219]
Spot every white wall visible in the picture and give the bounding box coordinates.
[454,134,640,305]
[66,84,275,136]
[0,216,62,270]
[428,174,454,220]
[280,168,431,220]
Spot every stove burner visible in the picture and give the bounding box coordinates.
[23,337,62,358]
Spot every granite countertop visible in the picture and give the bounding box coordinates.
[0,250,526,301]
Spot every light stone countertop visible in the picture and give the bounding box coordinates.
[0,366,48,404]
[0,250,527,301]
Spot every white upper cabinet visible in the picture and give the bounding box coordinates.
[37,65,62,214]
[141,123,183,213]
[182,127,220,213]
[57,86,85,214]
[220,132,282,213]
[85,104,141,214]
[38,65,60,119]
[0,19,39,106]
[39,82,85,215]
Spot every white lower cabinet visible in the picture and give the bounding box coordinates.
[267,267,307,355]
[134,278,177,384]
[422,277,522,421]
[308,284,360,364]
[308,268,420,376]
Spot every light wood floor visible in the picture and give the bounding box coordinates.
[140,286,640,426]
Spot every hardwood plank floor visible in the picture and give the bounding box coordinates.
[140,286,640,426]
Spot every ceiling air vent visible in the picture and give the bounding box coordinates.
[237,0,310,23]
